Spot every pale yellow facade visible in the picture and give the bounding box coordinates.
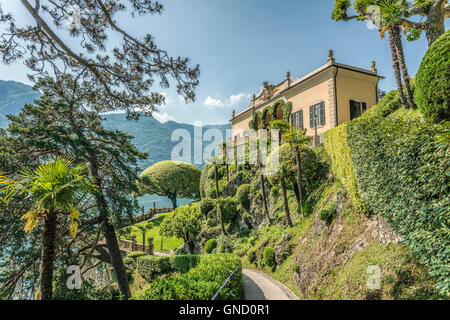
[231,53,384,145]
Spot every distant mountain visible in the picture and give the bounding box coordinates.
[0,80,41,128]
[103,114,231,170]
[0,80,231,170]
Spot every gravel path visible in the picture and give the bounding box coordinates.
[242,269,299,300]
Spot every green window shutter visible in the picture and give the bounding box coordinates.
[320,102,325,125]
[362,102,367,113]
[309,106,314,128]
[299,110,303,129]
[350,100,356,120]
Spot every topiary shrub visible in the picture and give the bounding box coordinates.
[415,30,450,122]
[127,251,147,261]
[126,269,134,283]
[137,256,174,281]
[204,239,218,254]
[173,255,201,274]
[263,247,276,270]
[236,184,251,211]
[200,198,216,216]
[218,197,238,224]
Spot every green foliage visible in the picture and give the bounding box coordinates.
[175,247,187,256]
[319,203,337,225]
[236,184,251,211]
[160,205,202,244]
[415,30,450,122]
[138,161,202,204]
[126,251,147,261]
[217,236,235,253]
[263,247,276,269]
[204,239,218,254]
[137,256,175,281]
[123,257,136,271]
[126,269,133,283]
[218,197,238,224]
[200,198,216,216]
[173,255,201,274]
[136,254,242,300]
[247,248,257,265]
[325,105,450,296]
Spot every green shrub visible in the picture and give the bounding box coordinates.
[325,105,450,296]
[200,198,216,216]
[173,255,201,274]
[126,251,147,260]
[294,265,300,273]
[236,184,251,211]
[319,203,337,225]
[217,236,235,253]
[136,254,242,300]
[263,247,276,269]
[218,197,238,224]
[204,239,218,254]
[137,256,174,281]
[415,30,450,122]
[247,248,257,265]
[123,257,136,271]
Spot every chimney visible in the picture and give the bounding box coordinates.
[328,49,335,64]
[286,71,291,88]
[232,110,236,119]
[371,61,377,74]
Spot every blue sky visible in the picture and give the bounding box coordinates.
[0,0,447,125]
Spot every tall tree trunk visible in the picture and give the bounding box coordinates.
[39,209,57,300]
[89,158,131,300]
[392,25,415,109]
[258,151,270,221]
[424,0,447,46]
[214,166,219,199]
[292,180,300,203]
[294,146,304,215]
[142,233,146,252]
[170,194,177,210]
[388,27,407,108]
[280,176,293,227]
[219,204,226,235]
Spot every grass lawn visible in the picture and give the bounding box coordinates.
[129,213,183,253]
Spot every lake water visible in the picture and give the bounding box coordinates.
[136,194,194,213]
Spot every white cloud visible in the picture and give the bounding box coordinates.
[153,112,175,123]
[204,96,225,108]
[160,92,173,107]
[203,93,250,108]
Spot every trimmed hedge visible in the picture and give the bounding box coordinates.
[126,251,147,260]
[415,30,450,122]
[200,198,216,216]
[204,239,218,254]
[136,254,242,300]
[324,107,450,296]
[137,254,201,281]
[236,184,251,211]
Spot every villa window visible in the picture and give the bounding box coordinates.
[350,100,367,120]
[290,110,303,129]
[309,102,325,128]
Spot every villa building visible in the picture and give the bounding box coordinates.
[230,51,384,145]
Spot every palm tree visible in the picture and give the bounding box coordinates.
[279,161,293,227]
[284,128,312,216]
[216,198,227,234]
[221,142,230,183]
[379,0,416,109]
[1,157,95,300]
[209,156,222,199]
[134,221,153,252]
